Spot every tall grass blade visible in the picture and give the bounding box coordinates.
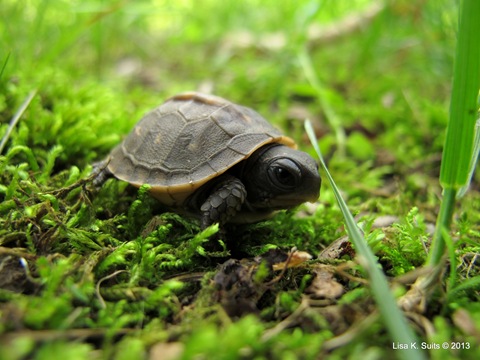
[439,0,480,190]
[429,0,480,266]
[305,120,424,360]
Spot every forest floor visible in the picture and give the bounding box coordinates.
[1,1,479,359]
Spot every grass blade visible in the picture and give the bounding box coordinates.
[398,0,480,315]
[0,52,10,80]
[439,0,480,190]
[429,0,480,266]
[457,117,480,198]
[305,120,425,360]
[0,90,37,154]
[298,50,347,156]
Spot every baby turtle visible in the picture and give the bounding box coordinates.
[94,92,321,228]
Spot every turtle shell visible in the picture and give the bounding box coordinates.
[107,92,296,205]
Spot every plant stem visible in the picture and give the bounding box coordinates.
[427,187,457,266]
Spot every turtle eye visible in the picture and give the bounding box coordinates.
[273,167,296,186]
[268,159,301,189]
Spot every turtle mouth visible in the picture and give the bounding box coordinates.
[276,190,320,204]
[247,187,320,211]
[262,195,319,210]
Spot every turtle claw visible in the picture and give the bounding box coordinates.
[91,158,113,188]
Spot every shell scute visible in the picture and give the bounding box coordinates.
[106,92,296,204]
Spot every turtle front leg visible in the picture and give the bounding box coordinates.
[200,175,247,228]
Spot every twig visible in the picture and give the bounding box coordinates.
[220,2,386,52]
[308,1,386,48]
[95,269,129,309]
[265,247,298,286]
[322,312,379,351]
[0,328,134,344]
[261,296,310,342]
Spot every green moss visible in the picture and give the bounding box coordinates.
[366,207,429,276]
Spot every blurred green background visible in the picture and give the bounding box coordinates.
[1,0,463,199]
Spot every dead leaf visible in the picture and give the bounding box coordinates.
[149,342,184,360]
[318,236,355,260]
[306,266,344,299]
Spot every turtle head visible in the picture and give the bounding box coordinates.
[243,144,321,210]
